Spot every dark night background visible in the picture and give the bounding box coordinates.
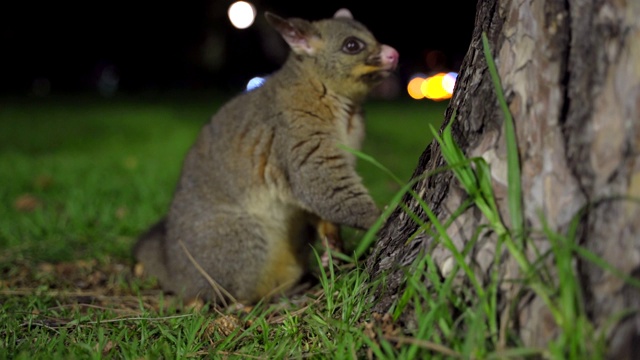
[0,1,477,97]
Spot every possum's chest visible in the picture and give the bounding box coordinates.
[329,101,365,151]
[342,110,365,151]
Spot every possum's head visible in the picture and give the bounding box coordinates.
[265,8,399,100]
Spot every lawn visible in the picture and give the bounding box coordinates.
[0,92,447,358]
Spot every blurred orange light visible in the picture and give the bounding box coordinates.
[407,77,425,100]
[421,73,451,101]
[407,72,457,101]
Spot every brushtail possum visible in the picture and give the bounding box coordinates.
[134,8,399,304]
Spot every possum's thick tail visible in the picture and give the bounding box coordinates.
[133,218,170,285]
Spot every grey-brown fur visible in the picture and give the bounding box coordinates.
[134,8,398,304]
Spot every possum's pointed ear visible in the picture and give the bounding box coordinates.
[265,12,320,56]
[333,8,353,19]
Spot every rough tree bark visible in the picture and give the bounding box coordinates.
[366,0,640,356]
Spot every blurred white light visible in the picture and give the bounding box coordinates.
[246,76,266,91]
[228,1,256,29]
[442,72,458,94]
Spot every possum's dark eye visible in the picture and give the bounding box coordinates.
[341,37,365,54]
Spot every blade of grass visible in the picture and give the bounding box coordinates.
[482,31,524,242]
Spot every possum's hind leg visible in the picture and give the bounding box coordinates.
[133,218,171,287]
[164,211,312,304]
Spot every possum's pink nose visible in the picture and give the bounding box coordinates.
[381,45,399,70]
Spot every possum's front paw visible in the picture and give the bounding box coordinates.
[319,221,344,268]
[317,221,342,248]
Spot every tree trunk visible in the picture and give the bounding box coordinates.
[366,0,640,356]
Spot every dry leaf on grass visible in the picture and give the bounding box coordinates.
[205,314,244,337]
[95,340,117,356]
[363,312,401,343]
[14,194,41,212]
[33,174,54,189]
[115,206,128,219]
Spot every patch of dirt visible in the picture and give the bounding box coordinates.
[0,257,167,313]
[0,256,329,316]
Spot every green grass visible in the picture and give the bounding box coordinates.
[3,77,632,358]
[0,94,223,261]
[0,91,446,358]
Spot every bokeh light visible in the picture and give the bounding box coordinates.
[407,76,426,100]
[407,72,458,101]
[442,72,458,94]
[228,1,256,29]
[246,76,266,91]
[421,73,449,100]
